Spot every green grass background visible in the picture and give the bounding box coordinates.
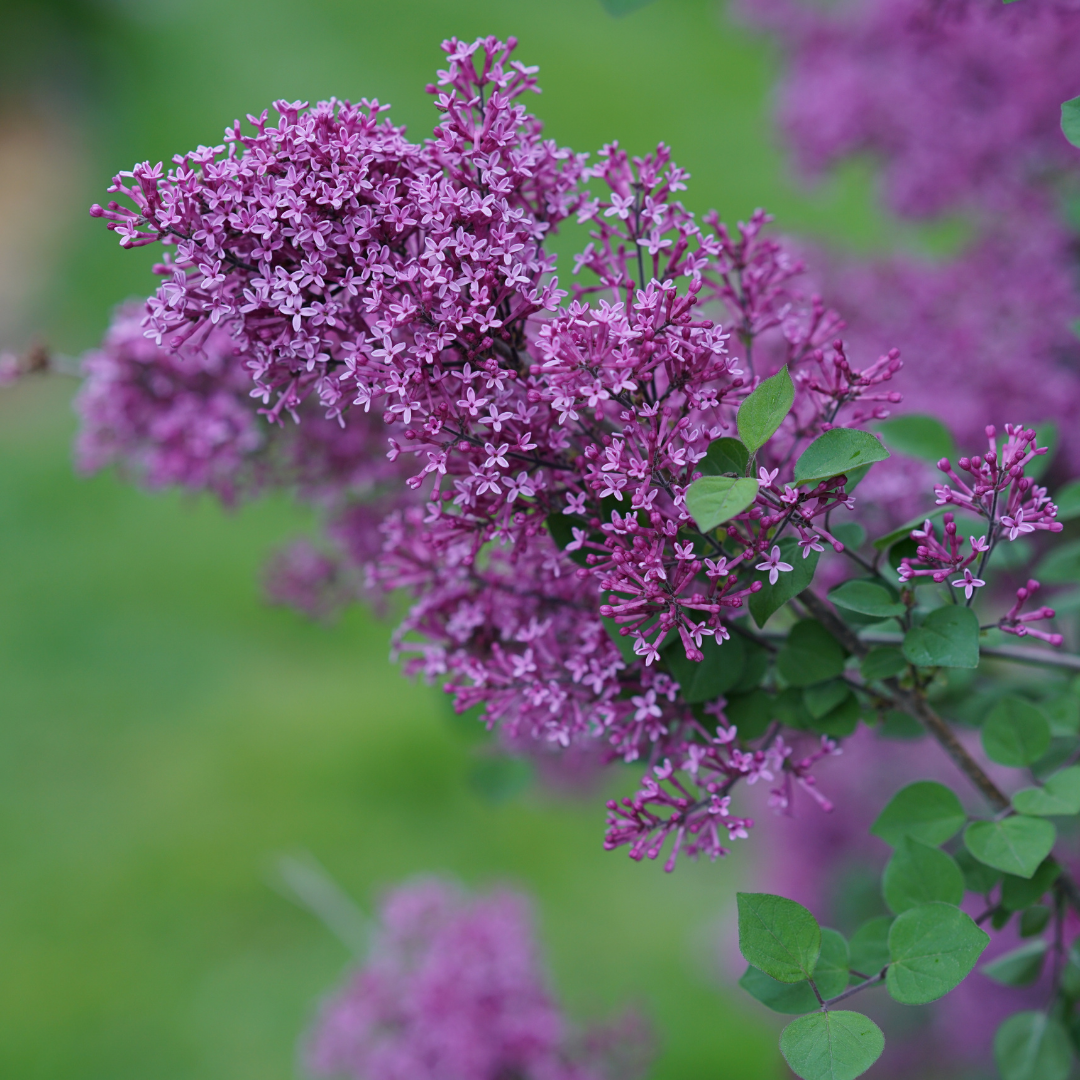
[0,1,910,1077]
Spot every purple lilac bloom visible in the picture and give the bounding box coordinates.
[86,35,910,865]
[304,878,650,1080]
[74,302,263,498]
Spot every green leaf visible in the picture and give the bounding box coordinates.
[724,689,774,741]
[1053,479,1080,521]
[1043,695,1080,737]
[955,847,1003,894]
[1065,95,1080,148]
[872,505,947,552]
[994,1011,1072,1080]
[964,816,1057,879]
[814,928,852,998]
[902,606,980,669]
[1035,539,1080,584]
[736,892,821,984]
[828,579,906,619]
[779,1012,884,1080]
[748,537,820,628]
[848,916,893,977]
[776,620,847,688]
[1013,766,1080,817]
[808,692,859,737]
[982,941,1048,988]
[870,781,966,848]
[700,437,750,477]
[1020,905,1051,937]
[793,428,890,487]
[739,928,849,1013]
[738,965,820,1014]
[803,680,850,720]
[1001,858,1061,911]
[684,476,759,532]
[881,837,964,914]
[876,414,956,463]
[860,647,907,683]
[737,366,794,454]
[982,696,1050,768]
[663,631,745,703]
[886,901,989,1005]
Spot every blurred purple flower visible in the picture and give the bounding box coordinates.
[305,878,650,1080]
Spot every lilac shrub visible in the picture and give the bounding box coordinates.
[306,879,649,1080]
[77,33,1080,1080]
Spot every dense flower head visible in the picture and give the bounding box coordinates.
[305,878,649,1080]
[740,0,1080,218]
[80,33,914,866]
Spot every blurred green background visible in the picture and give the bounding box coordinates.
[0,1,911,1077]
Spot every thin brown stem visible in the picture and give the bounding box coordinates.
[823,970,886,1008]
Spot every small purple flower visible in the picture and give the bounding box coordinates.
[1000,508,1036,541]
[952,569,985,600]
[755,545,794,585]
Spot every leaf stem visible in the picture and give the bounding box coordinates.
[822,970,886,1009]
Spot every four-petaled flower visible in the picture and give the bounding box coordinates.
[1001,508,1036,541]
[755,545,794,585]
[952,569,986,599]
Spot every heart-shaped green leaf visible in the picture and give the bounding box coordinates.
[737,892,821,984]
[738,928,849,1013]
[882,837,964,914]
[1012,766,1080,817]
[793,428,890,487]
[982,941,1048,988]
[685,476,759,532]
[828,579,906,619]
[902,606,980,669]
[700,436,750,477]
[964,816,1056,879]
[886,901,989,1004]
[982,696,1050,768]
[994,1011,1072,1080]
[779,1011,885,1080]
[870,781,966,848]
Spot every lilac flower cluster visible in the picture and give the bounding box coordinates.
[898,425,1064,612]
[306,878,649,1080]
[605,726,839,870]
[83,34,908,868]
